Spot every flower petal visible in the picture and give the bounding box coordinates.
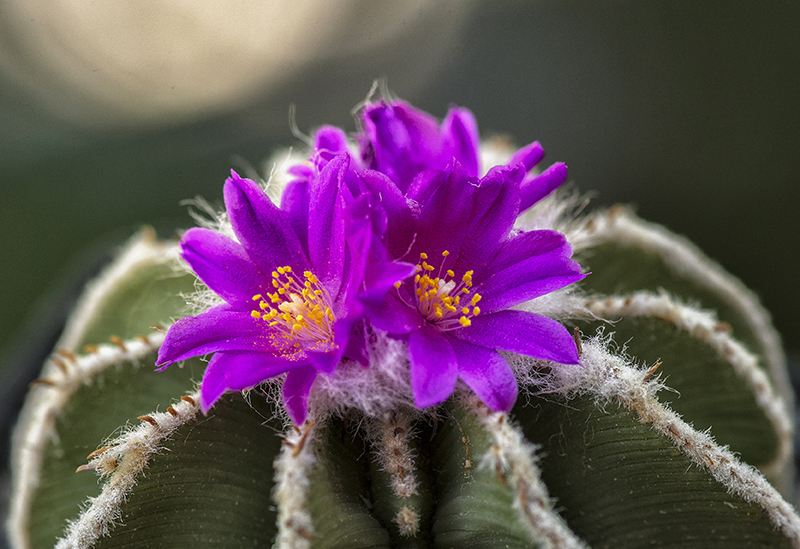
[453,309,580,364]
[507,141,545,172]
[519,162,568,212]
[449,338,518,412]
[283,365,318,424]
[363,293,425,334]
[360,261,417,306]
[280,177,310,257]
[156,305,296,366]
[412,163,475,257]
[336,192,375,308]
[408,324,458,408]
[358,169,415,258]
[308,154,348,296]
[180,228,265,310]
[363,101,445,191]
[452,164,523,273]
[224,172,308,274]
[441,107,480,177]
[476,229,585,313]
[200,351,299,413]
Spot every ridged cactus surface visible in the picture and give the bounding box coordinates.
[7,98,797,549]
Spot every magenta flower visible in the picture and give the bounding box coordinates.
[360,160,586,412]
[156,155,380,424]
[359,99,569,212]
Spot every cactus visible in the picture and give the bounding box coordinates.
[7,97,798,549]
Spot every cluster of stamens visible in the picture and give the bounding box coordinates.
[396,251,482,330]
[251,266,335,344]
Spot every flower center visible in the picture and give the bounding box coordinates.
[398,251,482,330]
[251,266,335,344]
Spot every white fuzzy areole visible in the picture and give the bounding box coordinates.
[460,392,589,549]
[7,230,178,549]
[541,337,800,546]
[52,391,201,549]
[583,290,793,487]
[572,207,791,412]
[273,422,319,549]
[7,330,170,549]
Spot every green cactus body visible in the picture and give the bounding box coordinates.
[7,200,798,549]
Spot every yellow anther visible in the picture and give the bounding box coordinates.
[260,301,269,310]
[284,266,292,273]
[252,294,262,301]
[278,288,286,295]
[423,262,434,271]
[435,307,443,318]
[272,271,280,278]
[420,252,428,259]
[271,279,279,288]
[471,294,482,305]
[472,306,481,315]
[459,316,472,327]
[394,281,402,289]
[292,324,303,332]
[251,311,262,319]
[446,269,455,277]
[462,307,470,315]
[442,250,450,257]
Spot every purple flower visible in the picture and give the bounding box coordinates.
[156,155,379,424]
[359,99,568,212]
[360,160,586,412]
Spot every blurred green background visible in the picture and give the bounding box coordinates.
[1,0,798,419]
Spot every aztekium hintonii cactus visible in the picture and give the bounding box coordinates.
[7,95,798,549]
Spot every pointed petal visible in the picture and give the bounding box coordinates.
[336,192,374,307]
[405,168,448,207]
[519,162,568,211]
[308,154,348,296]
[180,228,265,310]
[200,351,297,413]
[156,306,280,366]
[441,107,480,177]
[358,169,416,258]
[224,172,308,274]
[408,325,458,408]
[306,316,354,373]
[452,309,580,364]
[363,100,444,191]
[280,177,310,256]
[449,339,518,412]
[508,141,545,172]
[363,293,424,334]
[452,164,523,273]
[476,229,585,313]
[360,261,417,306]
[413,163,475,258]
[283,365,318,424]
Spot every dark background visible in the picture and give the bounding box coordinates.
[1,1,799,543]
